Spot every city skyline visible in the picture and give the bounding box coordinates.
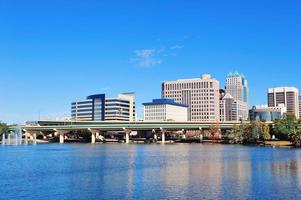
[1,0,301,123]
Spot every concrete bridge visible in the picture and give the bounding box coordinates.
[18,120,248,144]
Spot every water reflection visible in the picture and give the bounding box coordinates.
[0,144,301,200]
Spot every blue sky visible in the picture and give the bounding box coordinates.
[1,0,301,124]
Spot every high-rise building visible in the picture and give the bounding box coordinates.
[143,99,188,122]
[71,93,136,121]
[299,94,301,119]
[220,93,247,122]
[268,87,299,119]
[162,74,220,122]
[225,72,249,120]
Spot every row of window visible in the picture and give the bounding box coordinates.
[164,81,215,91]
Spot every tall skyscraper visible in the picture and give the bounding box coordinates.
[162,74,220,122]
[225,72,249,120]
[268,87,299,119]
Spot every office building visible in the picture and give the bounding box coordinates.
[249,104,286,122]
[143,99,188,122]
[71,94,105,121]
[225,72,249,120]
[268,87,299,119]
[299,94,301,119]
[71,93,136,121]
[162,74,220,122]
[220,93,247,122]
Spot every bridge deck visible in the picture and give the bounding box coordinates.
[20,120,248,131]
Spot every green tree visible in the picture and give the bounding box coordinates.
[230,122,271,144]
[260,122,271,141]
[273,114,298,140]
[0,122,9,137]
[229,124,244,144]
[289,128,301,148]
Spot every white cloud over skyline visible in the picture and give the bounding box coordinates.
[132,45,184,67]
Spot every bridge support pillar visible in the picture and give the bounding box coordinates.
[152,129,158,143]
[91,133,96,144]
[125,132,130,144]
[88,128,101,144]
[199,127,203,142]
[59,134,64,144]
[123,128,131,144]
[54,129,69,144]
[160,128,166,144]
[23,130,40,144]
[33,133,37,145]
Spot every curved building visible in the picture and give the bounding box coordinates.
[249,105,286,122]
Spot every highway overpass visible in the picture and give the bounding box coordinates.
[16,120,249,144]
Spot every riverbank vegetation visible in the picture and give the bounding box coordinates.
[0,122,9,137]
[224,114,301,148]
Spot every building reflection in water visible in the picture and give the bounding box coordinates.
[47,144,301,199]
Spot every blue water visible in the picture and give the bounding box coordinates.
[0,144,301,200]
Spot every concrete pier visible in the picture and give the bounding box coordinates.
[33,133,37,145]
[54,129,69,144]
[91,133,96,144]
[59,134,64,144]
[123,128,131,144]
[88,128,100,144]
[160,128,166,144]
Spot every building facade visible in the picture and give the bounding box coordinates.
[162,74,220,122]
[249,104,286,122]
[143,99,188,122]
[71,94,106,121]
[71,93,136,121]
[225,72,249,120]
[299,94,301,119]
[268,87,299,119]
[220,93,247,122]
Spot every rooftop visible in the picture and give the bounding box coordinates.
[143,99,189,108]
[227,71,245,79]
[163,74,216,83]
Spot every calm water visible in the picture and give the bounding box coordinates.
[0,144,301,200]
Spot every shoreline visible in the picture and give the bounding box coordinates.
[2,139,295,149]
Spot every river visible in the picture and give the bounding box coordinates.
[0,144,301,200]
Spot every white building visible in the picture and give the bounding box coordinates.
[299,94,301,119]
[225,72,249,120]
[143,99,188,122]
[105,93,136,121]
[71,93,136,121]
[268,87,299,119]
[162,74,220,122]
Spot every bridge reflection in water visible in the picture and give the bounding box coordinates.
[2,144,300,199]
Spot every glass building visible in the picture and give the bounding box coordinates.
[249,105,285,122]
[71,93,135,121]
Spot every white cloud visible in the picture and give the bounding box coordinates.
[131,45,184,67]
[132,49,161,67]
[170,45,184,50]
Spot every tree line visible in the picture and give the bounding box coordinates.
[224,114,301,148]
